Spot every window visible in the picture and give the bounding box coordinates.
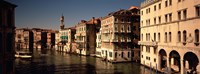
[115,18,118,22]
[115,52,117,58]
[169,32,171,42]
[146,9,148,14]
[183,30,187,42]
[7,33,13,52]
[149,8,150,13]
[128,52,130,58]
[158,33,160,42]
[169,13,172,22]
[159,3,161,9]
[146,33,150,41]
[159,16,161,24]
[154,48,157,54]
[128,25,131,31]
[183,9,187,19]
[154,17,156,24]
[178,31,181,42]
[141,34,143,41]
[165,1,168,7]
[165,32,167,43]
[141,21,143,26]
[132,51,134,57]
[196,6,200,17]
[109,52,112,57]
[154,5,156,11]
[195,29,199,43]
[146,46,150,53]
[178,11,181,20]
[165,14,168,22]
[121,52,124,58]
[149,19,150,26]
[169,0,172,6]
[154,33,156,41]
[141,11,143,15]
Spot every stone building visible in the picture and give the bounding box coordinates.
[15,28,34,52]
[32,28,55,50]
[139,0,200,74]
[75,17,101,55]
[101,6,140,62]
[0,0,17,73]
[95,32,102,57]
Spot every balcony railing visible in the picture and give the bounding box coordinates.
[110,39,118,42]
[102,39,110,42]
[127,39,131,42]
[138,41,158,47]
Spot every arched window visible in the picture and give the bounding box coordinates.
[178,31,181,42]
[128,52,130,58]
[165,32,167,42]
[132,51,134,57]
[158,33,160,42]
[121,52,124,58]
[141,34,143,41]
[195,29,199,43]
[169,32,171,42]
[115,52,117,58]
[183,30,187,42]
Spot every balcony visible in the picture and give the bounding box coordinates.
[127,30,131,33]
[102,39,110,42]
[110,39,118,42]
[121,39,125,42]
[138,41,158,47]
[102,30,109,33]
[127,39,131,42]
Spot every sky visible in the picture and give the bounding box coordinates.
[7,0,144,30]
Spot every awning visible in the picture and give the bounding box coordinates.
[60,36,68,39]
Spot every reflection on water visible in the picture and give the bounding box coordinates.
[15,50,158,74]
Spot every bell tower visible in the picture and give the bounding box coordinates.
[60,14,64,29]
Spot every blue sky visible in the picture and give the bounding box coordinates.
[7,0,144,30]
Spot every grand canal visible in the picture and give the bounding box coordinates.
[15,50,158,74]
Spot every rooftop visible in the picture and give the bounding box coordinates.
[141,0,161,8]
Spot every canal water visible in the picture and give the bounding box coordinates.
[15,50,158,74]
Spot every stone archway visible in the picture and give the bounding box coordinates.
[183,52,199,73]
[169,50,181,73]
[158,49,167,70]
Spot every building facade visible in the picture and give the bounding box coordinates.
[0,0,17,74]
[15,28,33,52]
[139,0,200,74]
[75,17,101,56]
[101,7,140,62]
[95,32,102,57]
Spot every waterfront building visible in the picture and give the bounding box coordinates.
[0,0,17,73]
[139,0,200,73]
[101,6,140,62]
[15,28,33,51]
[64,27,76,53]
[75,17,101,56]
[46,31,55,49]
[32,28,55,50]
[95,32,102,57]
[56,15,67,52]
